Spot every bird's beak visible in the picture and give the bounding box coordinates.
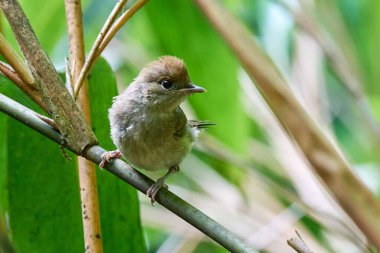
[181,84,206,94]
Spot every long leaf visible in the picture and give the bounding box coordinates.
[89,58,146,253]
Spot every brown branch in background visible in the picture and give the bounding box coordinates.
[0,33,35,87]
[287,231,314,253]
[65,0,103,253]
[195,0,380,250]
[74,0,149,98]
[0,61,48,112]
[0,0,98,155]
[73,0,128,98]
[278,1,380,146]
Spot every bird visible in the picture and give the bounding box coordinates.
[99,56,212,204]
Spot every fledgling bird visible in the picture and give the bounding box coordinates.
[100,56,212,204]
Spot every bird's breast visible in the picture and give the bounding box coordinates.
[112,110,193,171]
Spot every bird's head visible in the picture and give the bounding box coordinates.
[135,56,205,110]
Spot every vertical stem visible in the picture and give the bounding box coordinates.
[65,1,103,253]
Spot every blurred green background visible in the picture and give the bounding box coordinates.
[1,0,380,252]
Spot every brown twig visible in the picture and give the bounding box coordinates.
[74,0,149,98]
[65,0,103,252]
[73,0,128,98]
[196,0,380,249]
[0,61,48,112]
[35,113,58,130]
[97,0,149,54]
[0,32,35,86]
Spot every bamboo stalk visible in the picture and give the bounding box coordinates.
[195,0,380,249]
[65,0,103,252]
[0,93,256,253]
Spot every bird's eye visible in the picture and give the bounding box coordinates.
[161,80,173,89]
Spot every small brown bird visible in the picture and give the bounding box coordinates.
[100,56,211,204]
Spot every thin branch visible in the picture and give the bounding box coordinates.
[195,0,380,250]
[0,61,48,112]
[35,113,58,130]
[0,32,35,87]
[0,0,98,154]
[0,93,256,253]
[73,0,149,98]
[97,0,149,54]
[65,0,103,252]
[73,0,128,98]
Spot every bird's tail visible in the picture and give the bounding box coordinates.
[187,120,215,129]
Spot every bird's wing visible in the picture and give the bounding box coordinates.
[174,107,188,139]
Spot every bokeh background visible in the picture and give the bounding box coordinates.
[1,0,380,252]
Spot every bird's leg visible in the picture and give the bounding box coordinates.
[99,150,122,168]
[147,165,179,205]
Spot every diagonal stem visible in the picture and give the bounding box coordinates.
[97,0,149,54]
[0,61,47,112]
[73,0,128,98]
[0,33,35,86]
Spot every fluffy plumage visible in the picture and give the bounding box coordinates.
[101,56,210,203]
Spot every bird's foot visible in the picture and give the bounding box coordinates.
[147,165,179,205]
[99,150,122,168]
[147,178,168,205]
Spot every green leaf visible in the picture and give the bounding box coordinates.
[2,0,67,57]
[6,121,84,253]
[89,58,146,253]
[0,76,84,253]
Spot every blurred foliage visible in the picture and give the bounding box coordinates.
[0,0,380,252]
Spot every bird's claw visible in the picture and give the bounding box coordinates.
[147,178,168,205]
[99,150,122,168]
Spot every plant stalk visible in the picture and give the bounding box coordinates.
[65,0,103,252]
